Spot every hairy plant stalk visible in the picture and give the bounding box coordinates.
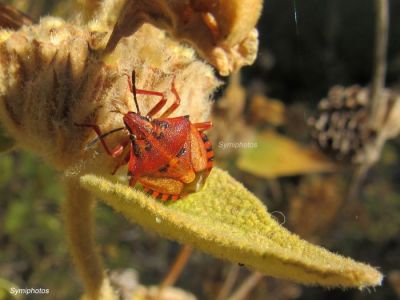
[369,0,389,128]
[227,272,264,300]
[216,265,240,300]
[63,178,116,300]
[158,244,193,293]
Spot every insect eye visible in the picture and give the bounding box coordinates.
[130,134,137,142]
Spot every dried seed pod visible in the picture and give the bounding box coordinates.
[309,85,400,165]
[103,0,262,76]
[0,17,219,174]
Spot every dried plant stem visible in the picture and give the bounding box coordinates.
[348,0,389,201]
[216,265,240,300]
[158,244,193,292]
[227,272,264,300]
[63,179,116,300]
[266,179,282,202]
[369,0,389,129]
[347,164,370,203]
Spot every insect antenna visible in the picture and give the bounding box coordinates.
[131,70,141,115]
[85,127,125,150]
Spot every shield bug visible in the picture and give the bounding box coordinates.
[77,71,213,201]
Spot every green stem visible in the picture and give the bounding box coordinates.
[63,178,116,300]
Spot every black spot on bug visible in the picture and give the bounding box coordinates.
[206,146,213,151]
[202,135,209,142]
[140,115,151,121]
[184,115,190,119]
[153,131,164,140]
[144,140,152,152]
[129,134,138,142]
[154,120,169,129]
[159,165,168,173]
[133,143,141,157]
[176,147,186,157]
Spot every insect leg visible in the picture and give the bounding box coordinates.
[129,175,138,187]
[193,121,213,131]
[127,145,138,187]
[143,90,167,117]
[125,71,168,117]
[160,77,181,118]
[110,142,131,174]
[76,123,126,157]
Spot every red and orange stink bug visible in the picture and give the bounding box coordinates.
[78,71,213,201]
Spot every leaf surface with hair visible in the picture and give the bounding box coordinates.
[80,168,382,288]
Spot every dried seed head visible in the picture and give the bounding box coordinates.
[0,17,219,174]
[309,85,400,165]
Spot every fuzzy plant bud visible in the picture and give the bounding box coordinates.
[104,0,262,76]
[0,17,219,175]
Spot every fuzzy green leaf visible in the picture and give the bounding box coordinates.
[80,168,382,288]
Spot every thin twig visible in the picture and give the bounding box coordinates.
[369,0,389,129]
[347,164,370,202]
[227,272,264,300]
[216,265,241,300]
[158,244,193,292]
[348,0,389,201]
[266,178,282,202]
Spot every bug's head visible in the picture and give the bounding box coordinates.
[123,112,152,139]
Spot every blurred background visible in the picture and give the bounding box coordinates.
[0,0,400,299]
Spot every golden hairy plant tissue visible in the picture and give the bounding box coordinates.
[104,0,262,76]
[81,168,383,288]
[0,17,219,173]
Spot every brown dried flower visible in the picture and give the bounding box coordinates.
[103,0,262,76]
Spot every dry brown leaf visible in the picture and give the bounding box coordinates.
[104,0,262,75]
[237,130,337,178]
